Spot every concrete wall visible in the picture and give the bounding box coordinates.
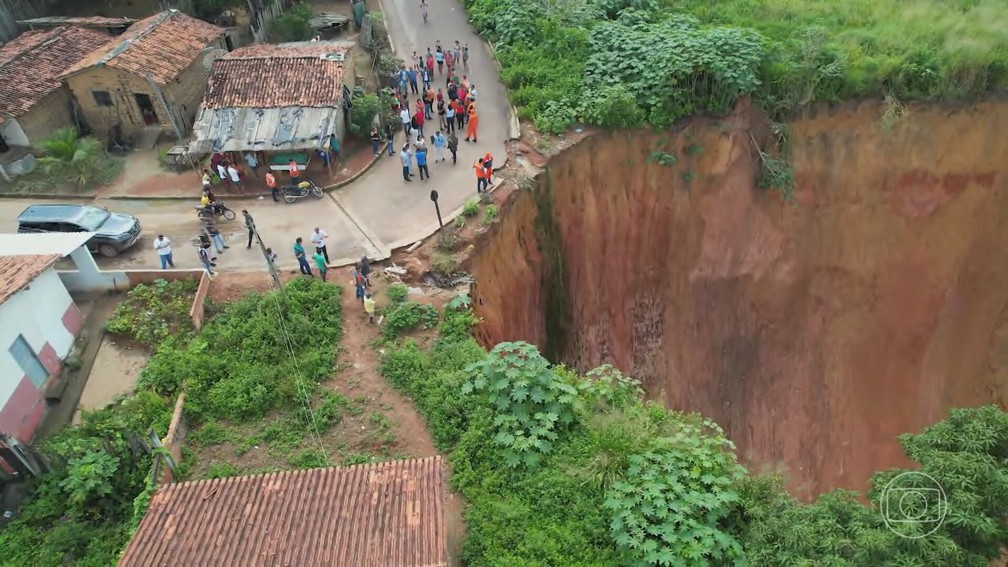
[16,90,75,150]
[0,269,80,442]
[0,116,29,147]
[64,35,227,141]
[189,271,210,330]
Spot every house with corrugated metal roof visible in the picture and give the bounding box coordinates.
[189,40,355,176]
[60,10,230,149]
[120,456,449,567]
[0,25,113,179]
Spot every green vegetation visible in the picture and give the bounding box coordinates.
[106,278,199,347]
[381,301,440,339]
[273,2,313,42]
[378,299,1008,565]
[465,0,1008,132]
[4,127,124,194]
[0,392,172,566]
[482,204,498,225]
[463,198,480,217]
[0,278,344,564]
[386,283,409,304]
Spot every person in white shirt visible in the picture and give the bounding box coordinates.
[400,107,412,136]
[216,162,229,189]
[154,235,174,269]
[226,163,243,193]
[311,227,329,264]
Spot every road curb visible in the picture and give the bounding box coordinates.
[0,192,97,200]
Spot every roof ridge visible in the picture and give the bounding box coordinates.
[97,9,175,65]
[0,26,65,69]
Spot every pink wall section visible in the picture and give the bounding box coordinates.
[37,341,60,375]
[0,375,45,442]
[62,303,83,336]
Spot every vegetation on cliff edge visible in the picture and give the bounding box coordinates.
[464,0,1008,132]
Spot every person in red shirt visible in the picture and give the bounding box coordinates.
[425,52,435,76]
[289,160,299,181]
[454,100,465,131]
[414,108,425,137]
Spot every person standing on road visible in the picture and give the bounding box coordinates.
[462,44,469,72]
[474,159,488,194]
[370,127,382,155]
[447,131,459,165]
[414,107,425,138]
[353,265,366,303]
[386,124,396,157]
[312,227,329,264]
[266,171,279,202]
[294,237,313,276]
[400,144,414,182]
[425,50,435,78]
[407,65,419,95]
[416,143,430,180]
[454,100,466,131]
[227,162,243,194]
[444,100,455,134]
[435,45,444,75]
[363,292,376,324]
[433,131,447,162]
[422,66,431,91]
[198,242,215,277]
[313,250,328,282]
[243,209,256,249]
[216,161,231,191]
[465,105,479,143]
[154,235,174,269]
[400,107,412,136]
[204,221,228,254]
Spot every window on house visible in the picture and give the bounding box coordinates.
[92,90,113,107]
[9,335,49,388]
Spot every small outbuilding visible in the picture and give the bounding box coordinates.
[60,10,229,146]
[120,456,449,567]
[189,40,355,174]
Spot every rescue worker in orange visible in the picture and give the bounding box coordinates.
[474,159,488,194]
[465,102,478,143]
[481,152,494,186]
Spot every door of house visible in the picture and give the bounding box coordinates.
[134,93,159,126]
[9,335,48,388]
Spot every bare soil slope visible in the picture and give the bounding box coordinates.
[471,99,1008,499]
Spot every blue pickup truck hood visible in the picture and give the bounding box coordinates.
[95,213,139,237]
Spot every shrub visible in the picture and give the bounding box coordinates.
[273,2,313,42]
[482,204,498,225]
[349,93,381,135]
[430,253,459,276]
[106,278,198,347]
[440,298,480,340]
[462,341,579,468]
[462,198,480,217]
[381,301,440,339]
[37,127,107,186]
[386,283,409,304]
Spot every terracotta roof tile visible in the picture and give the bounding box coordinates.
[0,254,60,305]
[0,26,112,117]
[202,41,354,109]
[119,456,449,567]
[62,10,224,85]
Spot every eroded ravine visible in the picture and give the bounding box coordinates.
[470,99,1008,500]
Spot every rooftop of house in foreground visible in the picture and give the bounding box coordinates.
[61,9,224,85]
[0,254,60,306]
[118,456,448,567]
[201,40,355,109]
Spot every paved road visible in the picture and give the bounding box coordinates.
[0,0,512,272]
[333,0,511,249]
[0,197,383,273]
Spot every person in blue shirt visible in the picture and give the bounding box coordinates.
[415,143,430,180]
[293,237,313,276]
[432,131,447,162]
[407,66,419,94]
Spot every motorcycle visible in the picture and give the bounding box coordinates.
[282,180,324,203]
[195,201,236,222]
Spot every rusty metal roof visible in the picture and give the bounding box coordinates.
[119,456,449,567]
[0,26,112,117]
[0,254,59,306]
[202,40,354,109]
[62,10,224,85]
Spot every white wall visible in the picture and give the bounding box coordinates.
[0,269,74,406]
[0,117,29,147]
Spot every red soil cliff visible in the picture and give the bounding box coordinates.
[470,99,1008,500]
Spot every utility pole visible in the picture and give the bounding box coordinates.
[246,213,284,296]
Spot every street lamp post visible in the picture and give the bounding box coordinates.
[430,189,444,230]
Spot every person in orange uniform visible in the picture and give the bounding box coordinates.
[474,159,488,194]
[265,171,278,202]
[288,159,300,182]
[481,152,493,186]
[465,103,478,143]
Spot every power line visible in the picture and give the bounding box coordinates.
[248,216,331,468]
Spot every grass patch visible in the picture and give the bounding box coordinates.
[2,155,124,195]
[106,278,199,348]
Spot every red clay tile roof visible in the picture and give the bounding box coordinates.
[62,10,224,86]
[119,456,449,567]
[202,41,354,109]
[0,26,112,117]
[0,254,60,305]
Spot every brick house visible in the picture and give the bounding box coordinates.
[0,26,112,151]
[61,10,227,145]
[190,41,354,172]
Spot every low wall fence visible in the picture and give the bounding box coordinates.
[189,271,211,330]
